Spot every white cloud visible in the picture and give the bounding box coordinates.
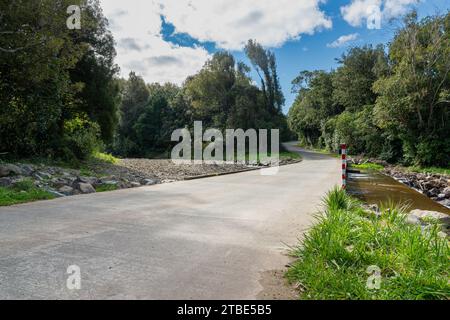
[100,0,210,85]
[157,0,332,50]
[341,0,419,27]
[327,33,359,48]
[384,0,420,17]
[100,1,332,84]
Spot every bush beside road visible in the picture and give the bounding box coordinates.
[287,187,449,300]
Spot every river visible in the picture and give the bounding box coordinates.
[347,170,450,214]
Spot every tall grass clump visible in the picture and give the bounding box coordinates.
[0,179,55,206]
[286,187,450,300]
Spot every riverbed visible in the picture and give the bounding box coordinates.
[347,170,450,214]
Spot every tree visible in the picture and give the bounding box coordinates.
[374,12,450,166]
[114,72,149,156]
[184,52,237,129]
[0,0,87,157]
[0,0,120,160]
[288,71,340,146]
[245,40,285,114]
[333,45,389,112]
[69,0,120,144]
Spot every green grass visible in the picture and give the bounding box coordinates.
[95,184,118,192]
[286,187,450,300]
[279,151,302,160]
[407,166,450,175]
[91,151,119,164]
[0,179,55,206]
[351,163,385,171]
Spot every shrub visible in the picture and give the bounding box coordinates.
[62,116,103,161]
[287,187,450,300]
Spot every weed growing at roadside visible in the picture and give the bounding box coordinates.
[286,187,450,300]
[0,179,55,206]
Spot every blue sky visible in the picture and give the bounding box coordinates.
[101,0,449,114]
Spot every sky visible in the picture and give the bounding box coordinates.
[99,0,449,113]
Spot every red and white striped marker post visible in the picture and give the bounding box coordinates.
[341,143,347,189]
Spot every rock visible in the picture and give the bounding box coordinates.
[76,176,98,185]
[19,164,34,176]
[0,164,23,177]
[437,193,446,200]
[408,209,450,226]
[101,180,119,186]
[74,182,96,194]
[58,185,74,196]
[0,177,13,187]
[36,171,52,180]
[437,231,447,239]
[406,214,420,225]
[32,173,42,180]
[130,182,141,188]
[443,187,450,197]
[428,188,439,197]
[141,178,157,186]
[62,172,76,179]
[362,203,382,218]
[438,199,450,208]
[47,190,65,198]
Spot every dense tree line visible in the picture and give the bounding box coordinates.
[0,0,289,161]
[0,0,120,161]
[113,42,290,158]
[288,12,450,167]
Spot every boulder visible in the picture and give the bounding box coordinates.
[74,182,96,194]
[0,164,23,177]
[48,190,65,198]
[130,182,141,188]
[408,209,450,226]
[443,187,450,197]
[100,180,119,186]
[438,199,450,208]
[141,178,157,186]
[427,188,439,197]
[58,185,74,196]
[19,164,35,176]
[76,176,98,185]
[406,214,420,225]
[0,177,13,187]
[437,193,446,200]
[36,171,52,180]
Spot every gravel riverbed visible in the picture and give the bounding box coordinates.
[0,157,300,199]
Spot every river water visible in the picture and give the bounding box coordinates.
[347,170,450,215]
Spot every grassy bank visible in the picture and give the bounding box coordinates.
[286,187,449,300]
[350,163,385,171]
[0,179,55,207]
[406,166,450,176]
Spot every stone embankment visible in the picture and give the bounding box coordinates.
[0,157,299,198]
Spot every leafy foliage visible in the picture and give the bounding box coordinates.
[0,179,55,206]
[0,0,119,161]
[114,47,291,158]
[287,187,450,300]
[288,12,449,166]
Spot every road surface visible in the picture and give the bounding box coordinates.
[0,144,340,299]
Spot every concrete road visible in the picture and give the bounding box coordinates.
[0,144,340,299]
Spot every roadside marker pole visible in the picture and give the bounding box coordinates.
[341,144,347,189]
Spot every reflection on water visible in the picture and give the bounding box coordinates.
[347,170,450,215]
